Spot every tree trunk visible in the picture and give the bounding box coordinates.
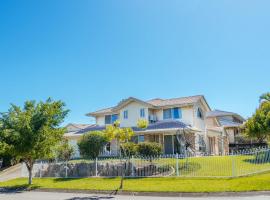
[25,160,34,185]
[28,169,33,185]
[119,161,125,190]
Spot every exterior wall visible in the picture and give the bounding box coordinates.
[119,101,149,127]
[193,101,208,131]
[96,116,105,126]
[226,128,235,144]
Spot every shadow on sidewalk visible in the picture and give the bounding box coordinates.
[65,196,114,200]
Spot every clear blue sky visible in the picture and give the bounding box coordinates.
[0,0,270,125]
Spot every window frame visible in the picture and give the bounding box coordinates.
[140,108,145,118]
[123,110,128,119]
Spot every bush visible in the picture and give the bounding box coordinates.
[121,142,138,157]
[55,138,75,161]
[78,131,109,159]
[137,142,162,157]
[137,119,148,129]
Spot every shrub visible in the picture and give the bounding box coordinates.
[121,142,138,157]
[55,138,75,161]
[137,119,148,129]
[78,131,109,159]
[137,142,162,157]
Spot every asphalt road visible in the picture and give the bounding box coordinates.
[0,191,270,200]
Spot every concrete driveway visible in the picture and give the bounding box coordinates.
[0,191,270,200]
[0,164,22,182]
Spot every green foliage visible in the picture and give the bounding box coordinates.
[0,98,69,184]
[260,92,270,102]
[104,125,134,143]
[137,142,162,157]
[55,139,74,161]
[78,131,109,159]
[137,119,148,129]
[244,101,270,142]
[120,142,138,157]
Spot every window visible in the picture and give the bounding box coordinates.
[138,135,145,143]
[197,108,204,119]
[163,108,182,119]
[140,108,145,118]
[105,114,119,124]
[123,110,128,119]
[105,115,112,124]
[163,109,172,119]
[111,114,118,123]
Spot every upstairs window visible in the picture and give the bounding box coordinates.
[163,109,172,119]
[163,108,182,120]
[197,108,204,119]
[140,108,145,118]
[105,114,119,124]
[123,110,128,119]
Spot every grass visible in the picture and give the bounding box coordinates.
[133,154,270,177]
[2,172,270,192]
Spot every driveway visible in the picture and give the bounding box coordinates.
[0,164,22,182]
[0,191,270,200]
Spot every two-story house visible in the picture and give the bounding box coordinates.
[65,95,245,157]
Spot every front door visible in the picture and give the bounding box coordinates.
[164,135,173,154]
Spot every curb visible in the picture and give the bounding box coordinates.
[28,188,270,197]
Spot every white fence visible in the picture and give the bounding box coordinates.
[21,148,270,178]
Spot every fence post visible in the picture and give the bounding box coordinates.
[176,153,179,176]
[65,161,68,178]
[131,155,135,177]
[232,154,237,177]
[95,157,98,177]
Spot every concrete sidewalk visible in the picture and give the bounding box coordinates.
[1,191,270,200]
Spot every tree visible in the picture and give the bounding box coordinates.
[78,131,109,159]
[137,119,148,129]
[244,101,270,142]
[0,99,69,185]
[260,92,270,102]
[103,121,134,189]
[55,138,75,162]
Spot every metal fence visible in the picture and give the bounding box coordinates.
[21,148,270,178]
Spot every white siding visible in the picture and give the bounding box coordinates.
[96,116,105,126]
[119,101,149,127]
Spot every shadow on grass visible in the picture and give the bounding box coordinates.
[65,196,114,200]
[53,177,119,183]
[0,184,40,194]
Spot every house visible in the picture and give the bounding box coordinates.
[65,95,245,157]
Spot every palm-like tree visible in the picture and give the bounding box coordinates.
[260,93,270,102]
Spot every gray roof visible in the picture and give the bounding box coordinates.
[87,95,208,116]
[76,120,189,134]
[219,118,243,127]
[206,110,245,122]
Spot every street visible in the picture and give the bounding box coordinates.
[0,191,270,200]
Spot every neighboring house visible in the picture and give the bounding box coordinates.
[205,110,245,154]
[65,95,245,157]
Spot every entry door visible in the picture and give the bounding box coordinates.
[164,135,173,154]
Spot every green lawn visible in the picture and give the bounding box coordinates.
[2,172,270,192]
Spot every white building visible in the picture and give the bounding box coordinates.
[65,95,245,157]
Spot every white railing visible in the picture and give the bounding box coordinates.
[21,147,270,178]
